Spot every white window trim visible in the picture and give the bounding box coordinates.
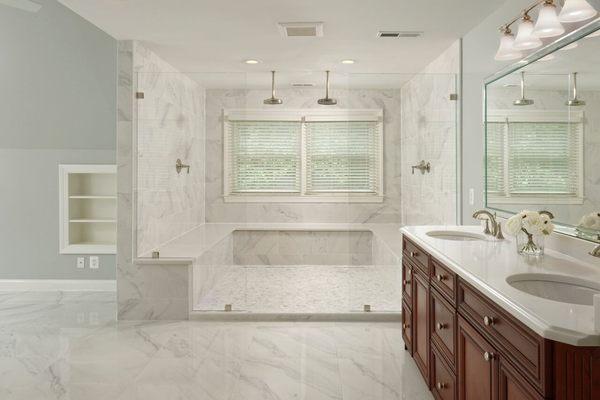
[223,109,384,203]
[487,109,584,205]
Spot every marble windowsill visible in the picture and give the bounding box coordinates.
[401,225,600,346]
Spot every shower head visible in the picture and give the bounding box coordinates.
[317,70,337,105]
[264,71,283,105]
[513,71,534,106]
[566,72,586,107]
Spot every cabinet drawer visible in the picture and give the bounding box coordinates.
[431,259,456,304]
[458,279,550,396]
[403,237,429,273]
[402,261,413,307]
[432,346,456,400]
[402,300,413,355]
[431,287,456,368]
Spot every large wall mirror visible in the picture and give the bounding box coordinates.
[485,20,600,242]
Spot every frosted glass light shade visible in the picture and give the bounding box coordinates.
[534,2,565,37]
[514,18,543,50]
[558,0,597,23]
[495,31,523,60]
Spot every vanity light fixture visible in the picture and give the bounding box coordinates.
[263,71,283,105]
[558,0,598,23]
[533,1,565,38]
[495,27,523,61]
[566,72,586,106]
[317,70,337,105]
[493,0,597,61]
[513,71,535,106]
[514,13,543,50]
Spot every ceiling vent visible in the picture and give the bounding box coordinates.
[291,83,315,87]
[278,22,324,37]
[377,31,423,38]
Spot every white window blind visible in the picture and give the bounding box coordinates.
[486,110,583,203]
[227,120,301,193]
[306,121,380,193]
[224,109,383,202]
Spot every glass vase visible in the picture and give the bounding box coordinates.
[516,230,545,256]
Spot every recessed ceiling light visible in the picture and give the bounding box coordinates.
[341,59,355,64]
[244,59,261,65]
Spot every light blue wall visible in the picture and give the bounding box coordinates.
[0,0,117,279]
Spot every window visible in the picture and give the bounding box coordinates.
[224,109,383,202]
[486,110,583,204]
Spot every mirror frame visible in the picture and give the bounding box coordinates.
[483,19,600,242]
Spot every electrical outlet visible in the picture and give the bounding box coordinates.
[469,188,475,206]
[89,256,99,269]
[77,257,85,269]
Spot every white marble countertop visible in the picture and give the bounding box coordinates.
[135,222,404,263]
[401,225,600,346]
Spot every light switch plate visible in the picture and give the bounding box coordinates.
[469,188,475,206]
[77,257,85,269]
[89,256,99,269]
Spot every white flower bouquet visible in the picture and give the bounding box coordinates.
[505,210,555,256]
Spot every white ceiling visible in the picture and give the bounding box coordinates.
[58,0,505,87]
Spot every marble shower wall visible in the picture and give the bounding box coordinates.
[401,41,460,225]
[486,87,600,225]
[135,44,206,256]
[118,41,205,320]
[204,88,402,223]
[232,230,373,265]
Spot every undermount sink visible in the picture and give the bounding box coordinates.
[507,274,600,306]
[426,230,487,241]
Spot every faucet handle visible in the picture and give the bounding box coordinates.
[495,222,504,240]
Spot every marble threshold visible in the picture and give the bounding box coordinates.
[401,225,600,346]
[134,223,404,265]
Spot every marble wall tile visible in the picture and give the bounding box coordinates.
[134,43,206,256]
[204,89,402,224]
[232,230,373,265]
[193,235,234,309]
[400,40,460,226]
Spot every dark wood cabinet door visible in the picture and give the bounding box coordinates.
[402,300,413,355]
[402,261,413,305]
[458,316,497,400]
[498,359,543,400]
[412,267,430,385]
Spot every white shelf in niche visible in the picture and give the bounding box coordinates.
[59,164,117,254]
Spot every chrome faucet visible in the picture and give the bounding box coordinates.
[591,235,600,258]
[473,210,504,240]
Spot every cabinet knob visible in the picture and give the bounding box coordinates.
[402,323,410,330]
[436,322,447,330]
[403,279,411,286]
[483,316,495,326]
[436,382,447,390]
[436,274,446,282]
[410,251,418,257]
[483,351,495,362]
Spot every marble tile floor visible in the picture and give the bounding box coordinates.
[195,265,402,313]
[0,291,432,400]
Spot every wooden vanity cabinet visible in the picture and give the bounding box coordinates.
[412,265,430,385]
[400,236,599,400]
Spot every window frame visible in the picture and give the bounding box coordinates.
[486,109,584,205]
[223,109,384,203]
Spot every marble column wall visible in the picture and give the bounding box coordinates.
[400,40,460,226]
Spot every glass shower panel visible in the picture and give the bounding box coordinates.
[134,69,459,315]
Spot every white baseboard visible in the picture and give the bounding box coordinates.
[0,279,116,292]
